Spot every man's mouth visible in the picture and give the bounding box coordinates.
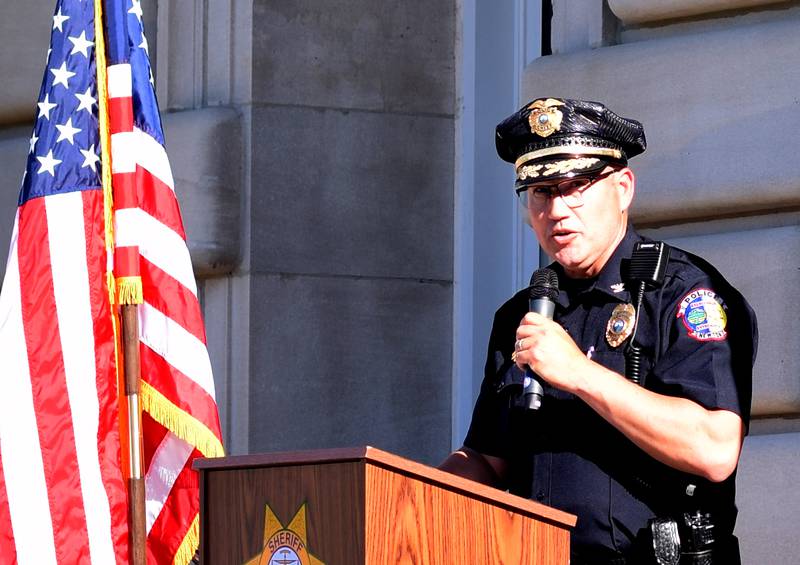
[551,229,578,245]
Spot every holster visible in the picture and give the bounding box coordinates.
[645,516,741,565]
[650,517,680,565]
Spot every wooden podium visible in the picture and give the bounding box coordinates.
[194,446,575,564]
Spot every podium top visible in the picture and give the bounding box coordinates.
[194,445,576,528]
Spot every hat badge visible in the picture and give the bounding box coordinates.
[527,98,564,138]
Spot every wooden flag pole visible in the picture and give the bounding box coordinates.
[122,304,147,565]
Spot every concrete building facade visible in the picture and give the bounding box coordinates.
[0,1,797,563]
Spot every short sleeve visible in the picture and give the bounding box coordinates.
[462,298,525,459]
[462,365,515,459]
[649,279,756,423]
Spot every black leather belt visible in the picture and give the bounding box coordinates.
[572,557,628,565]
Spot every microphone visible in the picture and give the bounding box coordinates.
[523,268,559,410]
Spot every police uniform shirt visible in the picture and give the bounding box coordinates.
[463,226,757,560]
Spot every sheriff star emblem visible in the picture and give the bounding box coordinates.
[244,503,325,565]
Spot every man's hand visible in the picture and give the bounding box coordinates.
[513,311,591,393]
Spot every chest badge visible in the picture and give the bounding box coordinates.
[606,303,636,348]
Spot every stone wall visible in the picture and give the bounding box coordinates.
[240,0,455,464]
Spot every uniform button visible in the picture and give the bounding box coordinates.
[536,491,545,501]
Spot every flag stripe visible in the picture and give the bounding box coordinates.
[131,127,176,189]
[112,128,175,188]
[0,448,18,564]
[115,208,197,295]
[135,166,185,239]
[81,190,129,565]
[140,345,220,428]
[113,167,186,239]
[114,245,140,278]
[46,192,116,564]
[0,213,58,565]
[108,97,133,135]
[141,412,169,473]
[146,459,199,565]
[18,198,90,562]
[106,63,132,98]
[111,172,137,208]
[139,303,215,398]
[144,432,193,534]
[110,131,137,174]
[141,257,205,343]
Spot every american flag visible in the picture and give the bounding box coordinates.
[0,1,224,563]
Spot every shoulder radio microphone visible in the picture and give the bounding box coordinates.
[625,241,671,385]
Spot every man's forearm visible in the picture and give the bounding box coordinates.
[516,313,744,482]
[438,447,507,488]
[572,361,744,482]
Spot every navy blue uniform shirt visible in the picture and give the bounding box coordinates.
[464,226,757,561]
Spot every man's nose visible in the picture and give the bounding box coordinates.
[546,193,573,219]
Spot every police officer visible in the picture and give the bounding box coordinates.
[439,98,757,564]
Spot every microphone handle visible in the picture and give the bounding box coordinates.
[522,372,544,410]
[530,297,556,319]
[523,297,555,410]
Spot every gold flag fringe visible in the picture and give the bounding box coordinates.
[94,0,114,291]
[173,514,199,565]
[117,276,144,305]
[94,0,124,403]
[141,381,224,458]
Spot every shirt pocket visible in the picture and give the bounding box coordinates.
[589,349,626,375]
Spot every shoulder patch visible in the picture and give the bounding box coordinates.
[677,288,727,341]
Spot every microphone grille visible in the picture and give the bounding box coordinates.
[529,268,559,300]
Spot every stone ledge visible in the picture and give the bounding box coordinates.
[0,127,39,271]
[654,224,800,418]
[0,1,52,127]
[521,18,800,226]
[164,107,242,276]
[608,0,787,25]
[736,432,800,564]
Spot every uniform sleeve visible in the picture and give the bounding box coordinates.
[462,310,518,460]
[648,276,756,424]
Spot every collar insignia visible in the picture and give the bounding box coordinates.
[610,282,626,294]
[527,98,564,138]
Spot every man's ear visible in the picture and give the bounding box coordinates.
[615,167,635,212]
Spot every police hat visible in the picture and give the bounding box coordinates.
[495,98,646,187]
